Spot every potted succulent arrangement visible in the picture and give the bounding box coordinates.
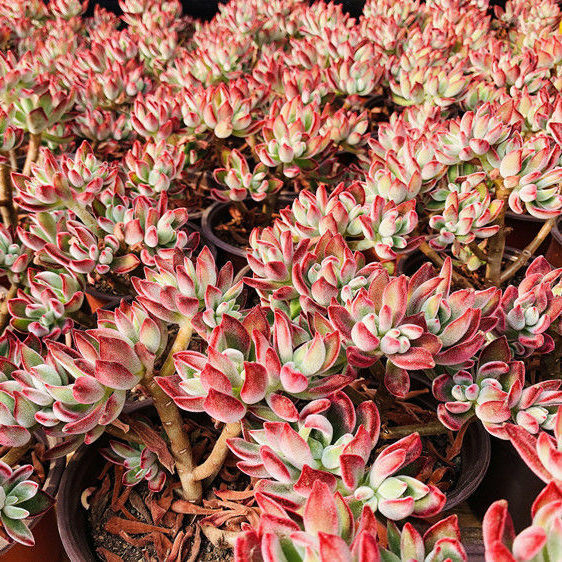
[0,0,562,560]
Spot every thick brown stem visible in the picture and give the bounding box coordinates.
[22,133,41,176]
[419,242,474,289]
[468,241,488,263]
[105,424,144,445]
[0,283,18,335]
[1,444,31,465]
[191,421,241,483]
[161,322,193,378]
[0,162,16,228]
[485,183,510,286]
[144,371,202,502]
[499,218,556,284]
[380,421,447,440]
[145,320,201,501]
[8,150,16,171]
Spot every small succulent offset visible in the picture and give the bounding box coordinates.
[101,440,167,492]
[0,462,54,546]
[212,149,283,203]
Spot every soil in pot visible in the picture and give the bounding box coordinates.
[201,195,295,269]
[58,404,256,562]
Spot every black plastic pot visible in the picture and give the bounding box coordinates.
[546,216,562,268]
[469,436,543,533]
[201,195,295,271]
[57,401,152,561]
[0,434,66,559]
[408,373,491,513]
[505,211,552,254]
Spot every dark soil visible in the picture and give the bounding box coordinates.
[213,204,275,250]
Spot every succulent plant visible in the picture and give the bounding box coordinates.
[256,97,331,178]
[493,257,562,356]
[229,392,445,519]
[433,337,562,438]
[428,187,503,250]
[483,483,562,562]
[101,439,167,492]
[0,225,31,283]
[13,144,116,213]
[212,149,283,203]
[131,92,182,140]
[132,247,243,329]
[98,193,197,266]
[0,462,54,546]
[158,308,351,423]
[8,269,84,339]
[235,482,380,562]
[123,139,185,198]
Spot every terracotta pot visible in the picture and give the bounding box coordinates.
[57,401,152,561]
[84,287,125,315]
[505,211,552,254]
[546,216,562,268]
[0,435,66,559]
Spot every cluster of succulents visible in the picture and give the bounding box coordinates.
[1,0,562,558]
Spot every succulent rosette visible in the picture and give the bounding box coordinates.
[0,108,23,159]
[229,392,445,519]
[12,145,115,213]
[124,139,186,197]
[491,135,562,219]
[428,188,503,250]
[8,269,84,339]
[99,193,197,266]
[131,92,182,140]
[101,439,167,492]
[158,308,351,424]
[235,482,380,562]
[256,97,332,178]
[0,225,31,283]
[0,461,54,547]
[212,149,283,203]
[328,268,442,397]
[355,196,421,259]
[322,108,369,151]
[493,257,562,356]
[433,337,562,438]
[132,247,243,331]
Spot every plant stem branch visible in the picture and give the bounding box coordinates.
[499,218,556,284]
[143,320,201,501]
[0,162,16,228]
[8,150,16,171]
[105,424,144,445]
[0,282,18,335]
[468,241,488,262]
[144,370,202,502]
[22,133,41,176]
[380,420,447,440]
[485,182,510,286]
[191,421,241,483]
[419,242,474,289]
[161,321,193,378]
[0,444,31,465]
